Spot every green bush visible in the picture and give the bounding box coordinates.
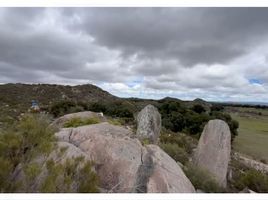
[78,161,99,193]
[158,99,239,140]
[183,162,225,193]
[192,104,206,114]
[160,143,189,165]
[160,128,197,154]
[49,101,89,117]
[108,118,123,126]
[88,101,135,121]
[63,117,100,128]
[231,167,268,192]
[0,114,56,192]
[41,158,99,193]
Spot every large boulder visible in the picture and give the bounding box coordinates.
[56,122,195,193]
[51,111,106,128]
[193,119,231,187]
[136,105,161,144]
[146,145,195,193]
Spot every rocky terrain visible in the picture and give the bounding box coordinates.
[7,105,235,192]
[1,83,268,193]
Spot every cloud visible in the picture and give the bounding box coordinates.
[0,7,268,102]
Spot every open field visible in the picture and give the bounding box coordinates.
[227,107,268,162]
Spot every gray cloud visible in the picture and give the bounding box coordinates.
[0,7,268,101]
[75,8,268,66]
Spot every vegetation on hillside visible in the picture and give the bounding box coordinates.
[158,100,239,141]
[0,84,239,141]
[48,98,239,141]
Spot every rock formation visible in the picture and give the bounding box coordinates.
[193,119,231,187]
[136,105,161,144]
[233,152,268,174]
[55,121,194,192]
[14,110,195,193]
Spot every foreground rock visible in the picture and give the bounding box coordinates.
[194,119,231,187]
[146,145,195,192]
[136,105,161,144]
[56,122,195,193]
[51,111,106,128]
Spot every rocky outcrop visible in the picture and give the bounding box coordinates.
[51,111,106,128]
[136,105,161,144]
[55,121,195,193]
[193,119,231,187]
[233,152,268,174]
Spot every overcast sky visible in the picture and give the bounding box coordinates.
[0,8,268,102]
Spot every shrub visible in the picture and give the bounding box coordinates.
[0,114,56,192]
[158,99,239,139]
[41,158,99,193]
[78,161,99,193]
[211,104,224,112]
[108,118,123,126]
[88,102,107,113]
[183,162,225,193]
[234,169,268,192]
[50,101,77,117]
[192,104,206,114]
[160,143,188,165]
[63,117,100,128]
[160,128,197,154]
[0,157,13,191]
[88,101,134,120]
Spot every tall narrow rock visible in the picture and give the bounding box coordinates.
[136,105,161,144]
[194,119,231,187]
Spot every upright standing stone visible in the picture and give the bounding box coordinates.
[136,105,161,144]
[194,119,231,187]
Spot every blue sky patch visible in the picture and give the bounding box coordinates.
[249,78,263,85]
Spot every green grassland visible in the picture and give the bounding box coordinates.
[228,107,268,162]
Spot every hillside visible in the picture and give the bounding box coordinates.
[0,83,209,122]
[0,83,118,122]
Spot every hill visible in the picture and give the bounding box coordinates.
[0,83,241,145]
[0,83,118,121]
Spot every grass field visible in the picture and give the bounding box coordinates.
[228,107,268,162]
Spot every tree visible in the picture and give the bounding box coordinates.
[192,104,206,114]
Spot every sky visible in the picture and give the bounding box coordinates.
[0,7,268,102]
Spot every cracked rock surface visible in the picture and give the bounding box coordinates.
[55,121,195,193]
